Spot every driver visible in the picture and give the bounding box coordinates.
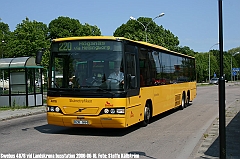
[108,66,124,84]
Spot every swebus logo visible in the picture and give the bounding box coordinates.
[105,101,113,106]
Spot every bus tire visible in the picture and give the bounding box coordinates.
[140,102,151,127]
[186,91,190,107]
[180,93,186,110]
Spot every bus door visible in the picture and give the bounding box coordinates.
[124,45,141,125]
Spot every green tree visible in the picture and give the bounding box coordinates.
[209,49,233,80]
[195,53,208,82]
[209,52,219,78]
[0,21,10,40]
[4,18,50,78]
[228,47,240,70]
[0,20,11,58]
[175,46,196,56]
[48,16,101,39]
[113,17,179,50]
[6,17,49,58]
[223,53,231,80]
[81,23,101,36]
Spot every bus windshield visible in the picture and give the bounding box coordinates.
[50,41,124,91]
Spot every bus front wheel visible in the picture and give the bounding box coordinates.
[140,103,151,127]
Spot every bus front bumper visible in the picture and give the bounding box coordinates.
[47,112,126,128]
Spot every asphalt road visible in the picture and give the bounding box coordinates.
[0,84,239,159]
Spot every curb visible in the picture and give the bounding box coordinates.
[0,105,47,121]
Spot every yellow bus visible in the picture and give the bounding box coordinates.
[42,36,196,128]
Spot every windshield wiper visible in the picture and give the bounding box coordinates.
[79,86,93,88]
[96,88,115,95]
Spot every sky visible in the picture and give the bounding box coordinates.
[1,0,240,53]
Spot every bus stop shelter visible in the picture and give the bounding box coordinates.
[0,57,43,107]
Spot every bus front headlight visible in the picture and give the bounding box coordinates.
[101,108,125,114]
[104,108,109,114]
[47,106,62,113]
[55,107,60,112]
[110,109,115,114]
[50,107,55,112]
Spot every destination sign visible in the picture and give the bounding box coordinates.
[52,41,122,52]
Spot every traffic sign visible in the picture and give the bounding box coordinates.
[232,68,240,72]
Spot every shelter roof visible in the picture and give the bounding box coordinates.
[0,57,42,69]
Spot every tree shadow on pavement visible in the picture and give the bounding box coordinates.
[204,111,240,158]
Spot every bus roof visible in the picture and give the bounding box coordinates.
[52,36,195,59]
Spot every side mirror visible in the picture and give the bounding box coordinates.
[36,49,45,65]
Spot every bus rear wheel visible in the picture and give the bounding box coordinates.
[140,103,151,127]
[186,92,190,107]
[180,93,186,110]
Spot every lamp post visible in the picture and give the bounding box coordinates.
[130,13,165,42]
[231,52,240,82]
[209,42,219,82]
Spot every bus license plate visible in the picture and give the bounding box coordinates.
[73,120,89,125]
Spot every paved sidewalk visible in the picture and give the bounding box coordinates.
[190,100,240,159]
[0,105,46,121]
